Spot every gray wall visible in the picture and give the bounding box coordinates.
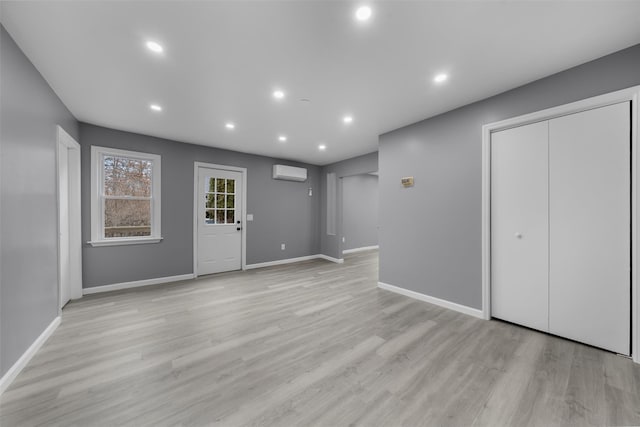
[379,43,640,310]
[0,25,79,377]
[320,152,378,259]
[342,174,378,251]
[79,123,320,287]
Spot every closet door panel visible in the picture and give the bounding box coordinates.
[491,121,549,332]
[549,101,630,355]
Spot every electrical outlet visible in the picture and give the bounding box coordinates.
[281,243,286,250]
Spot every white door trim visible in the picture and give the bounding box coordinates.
[56,125,82,310]
[193,162,247,277]
[481,85,640,363]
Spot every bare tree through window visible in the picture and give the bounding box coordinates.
[103,156,153,237]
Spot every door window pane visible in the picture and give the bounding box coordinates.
[216,178,226,193]
[205,209,215,224]
[216,210,225,224]
[216,194,225,209]
[226,179,235,193]
[206,194,215,208]
[226,195,235,209]
[208,177,216,192]
[226,210,234,224]
[105,199,151,237]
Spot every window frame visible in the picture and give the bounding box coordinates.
[204,176,237,225]
[89,146,162,247]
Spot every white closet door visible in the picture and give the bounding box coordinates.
[549,102,630,355]
[491,121,549,332]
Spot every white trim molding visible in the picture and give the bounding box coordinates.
[482,85,640,363]
[0,316,61,395]
[246,255,320,270]
[342,245,379,254]
[88,237,163,247]
[193,162,248,278]
[89,145,162,247]
[82,274,195,295]
[83,253,345,294]
[378,282,483,319]
[56,126,83,304]
[317,254,344,264]
[246,253,348,269]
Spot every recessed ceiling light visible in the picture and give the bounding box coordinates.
[318,144,327,151]
[355,5,372,21]
[273,90,285,99]
[434,73,448,83]
[278,135,287,142]
[150,104,162,112]
[343,116,353,124]
[146,41,163,53]
[225,122,235,129]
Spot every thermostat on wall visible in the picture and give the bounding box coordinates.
[401,177,414,187]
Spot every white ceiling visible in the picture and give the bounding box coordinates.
[2,1,640,166]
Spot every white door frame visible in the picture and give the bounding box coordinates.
[56,125,82,309]
[193,162,247,277]
[482,86,640,363]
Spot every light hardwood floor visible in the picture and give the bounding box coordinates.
[1,250,639,426]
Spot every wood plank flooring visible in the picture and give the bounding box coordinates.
[1,250,640,426]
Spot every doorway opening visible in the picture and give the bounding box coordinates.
[56,125,82,309]
[341,172,379,256]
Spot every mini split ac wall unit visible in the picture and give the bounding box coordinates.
[272,164,307,182]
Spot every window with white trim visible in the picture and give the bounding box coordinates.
[90,146,162,246]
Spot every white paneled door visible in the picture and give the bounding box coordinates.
[197,166,243,275]
[491,121,550,332]
[549,102,630,355]
[491,102,631,355]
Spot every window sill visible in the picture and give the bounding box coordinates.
[88,237,163,247]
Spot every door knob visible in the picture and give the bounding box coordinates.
[237,227,242,231]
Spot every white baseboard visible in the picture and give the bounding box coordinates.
[83,253,347,294]
[83,273,195,295]
[0,316,61,395]
[317,254,344,264]
[377,282,484,319]
[246,254,344,269]
[245,255,319,270]
[83,254,346,293]
[343,245,379,254]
